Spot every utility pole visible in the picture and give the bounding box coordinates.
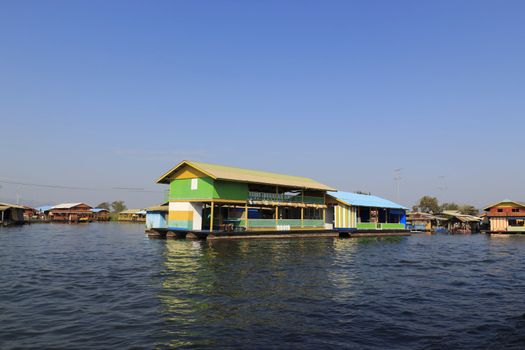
[394,168,402,203]
[438,175,447,200]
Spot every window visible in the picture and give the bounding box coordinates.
[191,178,198,190]
[497,209,503,213]
[512,208,520,213]
[509,219,525,227]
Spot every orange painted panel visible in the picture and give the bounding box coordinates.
[169,210,193,221]
[172,165,207,179]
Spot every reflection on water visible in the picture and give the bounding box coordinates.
[158,239,347,348]
[2,225,525,349]
[156,235,525,349]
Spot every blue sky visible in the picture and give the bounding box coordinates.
[1,0,524,208]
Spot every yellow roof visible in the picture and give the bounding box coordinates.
[483,199,525,211]
[156,160,336,191]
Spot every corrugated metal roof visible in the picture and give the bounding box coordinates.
[441,210,481,222]
[146,204,168,212]
[0,202,26,210]
[118,209,145,214]
[52,203,91,209]
[156,160,336,191]
[91,208,109,213]
[328,191,407,210]
[406,212,441,220]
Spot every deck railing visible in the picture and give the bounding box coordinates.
[356,223,405,230]
[247,191,324,205]
[239,219,325,228]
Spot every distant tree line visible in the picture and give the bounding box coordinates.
[412,196,478,215]
[96,201,127,213]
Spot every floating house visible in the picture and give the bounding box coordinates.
[91,208,110,222]
[326,192,407,230]
[484,199,525,233]
[406,212,442,232]
[145,203,168,230]
[440,211,481,233]
[49,203,93,223]
[0,202,25,226]
[118,209,146,222]
[156,160,335,232]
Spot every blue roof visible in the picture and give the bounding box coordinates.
[328,191,407,210]
[91,208,109,213]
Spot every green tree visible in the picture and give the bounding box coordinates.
[459,205,479,216]
[441,202,460,212]
[413,196,440,214]
[111,200,127,213]
[96,202,111,210]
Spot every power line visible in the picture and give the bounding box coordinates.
[0,179,165,193]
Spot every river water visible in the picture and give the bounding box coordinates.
[1,223,525,349]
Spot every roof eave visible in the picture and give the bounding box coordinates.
[213,177,335,191]
[156,160,217,184]
[483,200,525,211]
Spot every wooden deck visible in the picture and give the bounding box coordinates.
[146,228,411,240]
[484,230,525,235]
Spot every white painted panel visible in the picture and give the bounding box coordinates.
[191,202,203,230]
[169,202,194,211]
[191,178,198,190]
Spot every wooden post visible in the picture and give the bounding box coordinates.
[301,207,304,228]
[245,202,249,230]
[210,202,214,232]
[275,186,279,227]
[323,208,326,223]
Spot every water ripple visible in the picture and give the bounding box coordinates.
[2,225,525,349]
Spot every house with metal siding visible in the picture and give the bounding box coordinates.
[146,203,168,230]
[156,160,335,232]
[483,199,525,232]
[326,192,407,230]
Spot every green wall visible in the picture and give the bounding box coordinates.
[170,177,248,201]
[356,223,406,230]
[169,177,215,200]
[213,181,248,200]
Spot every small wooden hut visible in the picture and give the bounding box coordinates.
[91,208,110,222]
[118,209,146,222]
[440,210,481,233]
[0,202,25,226]
[406,212,442,232]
